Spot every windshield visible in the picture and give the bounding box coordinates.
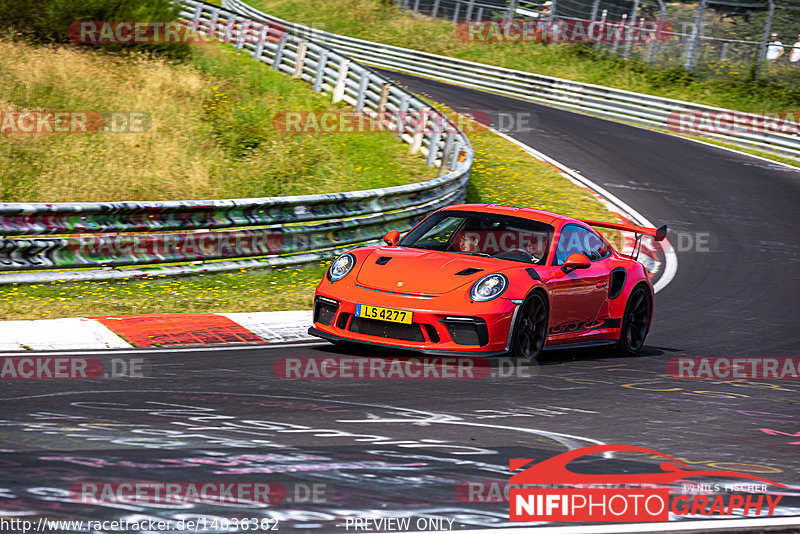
[399,210,554,265]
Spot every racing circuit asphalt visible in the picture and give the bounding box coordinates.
[1,73,799,532]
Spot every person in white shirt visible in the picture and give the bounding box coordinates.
[766,33,784,61]
[790,34,800,64]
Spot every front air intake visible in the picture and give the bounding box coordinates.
[441,317,489,346]
[313,297,338,326]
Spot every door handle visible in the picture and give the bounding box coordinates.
[596,281,607,288]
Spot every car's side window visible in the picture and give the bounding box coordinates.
[584,228,612,261]
[554,225,611,266]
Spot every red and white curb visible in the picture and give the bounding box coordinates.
[0,310,314,352]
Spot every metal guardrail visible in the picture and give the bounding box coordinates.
[0,0,473,283]
[223,0,800,160]
[0,192,461,271]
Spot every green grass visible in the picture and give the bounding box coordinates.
[0,266,325,320]
[241,0,800,112]
[0,38,434,202]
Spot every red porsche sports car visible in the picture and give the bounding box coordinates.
[309,204,666,360]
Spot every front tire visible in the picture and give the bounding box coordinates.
[511,292,549,360]
[615,285,652,356]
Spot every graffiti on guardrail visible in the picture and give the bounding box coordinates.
[68,20,286,45]
[456,19,674,44]
[0,188,462,270]
[0,174,465,236]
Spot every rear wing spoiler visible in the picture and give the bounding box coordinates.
[581,219,667,260]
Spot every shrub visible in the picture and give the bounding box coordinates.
[0,0,190,58]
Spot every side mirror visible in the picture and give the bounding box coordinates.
[383,230,400,247]
[561,253,591,274]
[655,225,667,242]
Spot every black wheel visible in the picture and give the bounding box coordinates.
[511,292,549,360]
[616,285,652,356]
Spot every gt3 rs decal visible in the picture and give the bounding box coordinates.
[549,317,621,335]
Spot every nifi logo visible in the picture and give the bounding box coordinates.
[509,445,785,522]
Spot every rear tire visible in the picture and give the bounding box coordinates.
[511,292,549,361]
[615,285,652,357]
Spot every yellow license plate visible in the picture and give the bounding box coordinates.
[356,304,413,324]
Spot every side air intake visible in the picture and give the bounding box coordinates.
[608,268,627,299]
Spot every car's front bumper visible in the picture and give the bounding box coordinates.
[308,327,510,357]
[310,285,519,355]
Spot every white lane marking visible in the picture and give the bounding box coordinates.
[488,128,678,294]
[338,411,610,456]
[418,516,800,534]
[0,389,608,453]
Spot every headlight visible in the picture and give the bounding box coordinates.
[327,253,356,282]
[470,273,508,302]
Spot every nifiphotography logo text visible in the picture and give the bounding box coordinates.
[509,445,785,522]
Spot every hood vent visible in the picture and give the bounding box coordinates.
[455,267,483,276]
[375,256,393,265]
